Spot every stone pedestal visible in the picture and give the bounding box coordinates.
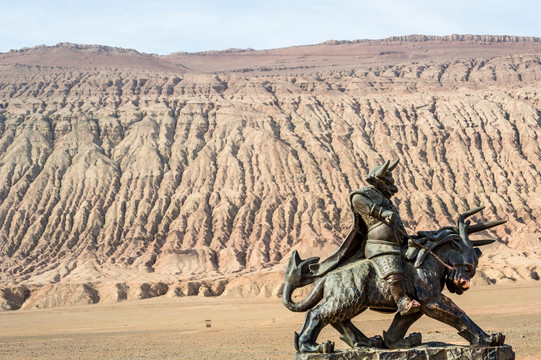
[295,342,515,360]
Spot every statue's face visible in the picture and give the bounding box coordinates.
[376,174,398,198]
[446,249,477,295]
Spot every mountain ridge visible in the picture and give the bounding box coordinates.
[2,34,541,74]
[4,34,540,56]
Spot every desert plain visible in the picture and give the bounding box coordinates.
[0,283,540,359]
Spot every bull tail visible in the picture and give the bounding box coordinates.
[282,250,324,312]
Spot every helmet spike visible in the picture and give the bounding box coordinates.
[375,160,390,179]
[388,159,399,172]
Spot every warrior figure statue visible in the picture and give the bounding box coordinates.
[353,159,420,315]
[304,159,420,315]
[282,158,509,354]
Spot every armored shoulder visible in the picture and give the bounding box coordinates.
[350,187,383,204]
[350,186,372,198]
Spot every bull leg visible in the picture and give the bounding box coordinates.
[421,294,505,346]
[383,311,423,349]
[332,319,383,348]
[297,308,334,353]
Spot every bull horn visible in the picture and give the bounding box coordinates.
[388,159,399,172]
[467,219,507,234]
[461,206,485,219]
[375,160,390,178]
[471,239,496,246]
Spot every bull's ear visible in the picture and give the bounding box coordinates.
[474,248,482,258]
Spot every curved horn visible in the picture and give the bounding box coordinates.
[375,160,390,178]
[467,219,507,234]
[471,239,496,247]
[388,159,399,172]
[461,206,485,219]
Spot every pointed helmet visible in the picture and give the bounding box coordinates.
[366,159,399,185]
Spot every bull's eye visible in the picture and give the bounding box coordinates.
[465,264,474,273]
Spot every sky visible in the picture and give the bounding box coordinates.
[1,0,539,55]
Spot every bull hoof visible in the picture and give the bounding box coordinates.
[469,332,505,347]
[369,335,384,348]
[384,331,422,349]
[488,332,505,346]
[316,341,335,353]
[406,332,422,347]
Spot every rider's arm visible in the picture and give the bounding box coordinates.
[351,194,396,225]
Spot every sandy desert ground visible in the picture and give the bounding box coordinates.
[0,283,540,360]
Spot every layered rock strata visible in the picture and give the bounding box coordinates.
[0,36,540,309]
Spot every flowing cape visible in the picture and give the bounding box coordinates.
[307,189,368,278]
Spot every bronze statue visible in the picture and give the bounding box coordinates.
[282,159,507,353]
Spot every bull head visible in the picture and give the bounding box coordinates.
[446,207,506,294]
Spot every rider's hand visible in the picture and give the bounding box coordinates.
[381,210,397,224]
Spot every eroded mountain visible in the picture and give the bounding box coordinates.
[0,36,540,309]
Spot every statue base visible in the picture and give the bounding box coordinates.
[295,342,515,360]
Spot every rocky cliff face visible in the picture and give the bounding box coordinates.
[0,36,540,308]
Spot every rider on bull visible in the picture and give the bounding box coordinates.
[352,159,420,316]
[307,158,420,316]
